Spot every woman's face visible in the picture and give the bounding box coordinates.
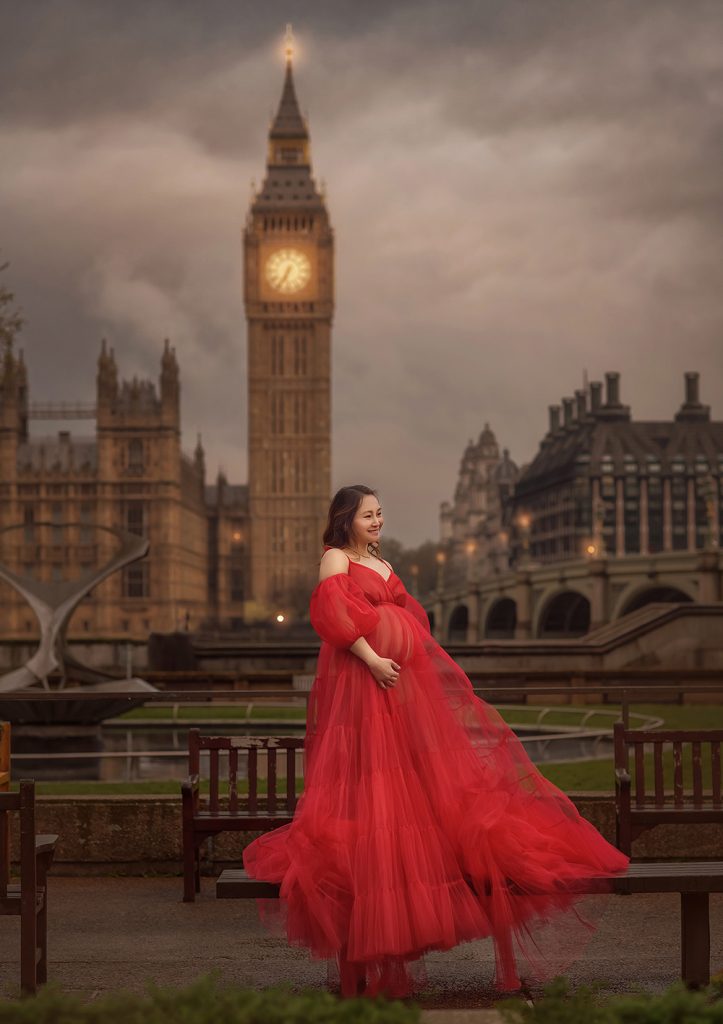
[350,494,383,549]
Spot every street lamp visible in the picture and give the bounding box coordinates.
[514,512,532,566]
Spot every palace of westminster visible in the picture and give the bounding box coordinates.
[1,47,721,643]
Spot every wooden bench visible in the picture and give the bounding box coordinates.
[0,780,58,994]
[217,861,723,989]
[181,729,305,902]
[614,723,723,856]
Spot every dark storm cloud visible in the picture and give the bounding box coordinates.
[1,0,722,544]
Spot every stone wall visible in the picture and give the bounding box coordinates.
[9,794,723,875]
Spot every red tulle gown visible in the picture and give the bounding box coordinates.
[243,547,628,997]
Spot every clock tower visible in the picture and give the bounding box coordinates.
[244,32,333,619]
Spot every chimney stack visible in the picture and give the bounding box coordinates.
[675,370,710,422]
[574,389,587,420]
[562,397,574,428]
[605,371,621,407]
[685,371,700,406]
[548,405,561,433]
[590,381,603,412]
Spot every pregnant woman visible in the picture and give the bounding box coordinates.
[243,484,628,998]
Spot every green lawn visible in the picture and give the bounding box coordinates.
[117,704,307,721]
[115,701,723,730]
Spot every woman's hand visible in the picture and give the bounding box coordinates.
[368,655,401,690]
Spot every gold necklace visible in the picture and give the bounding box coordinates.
[345,543,373,561]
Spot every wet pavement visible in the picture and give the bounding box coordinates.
[0,877,721,1021]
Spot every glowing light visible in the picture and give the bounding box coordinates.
[465,540,477,556]
[232,530,242,542]
[585,542,598,557]
[276,613,285,623]
[436,550,446,564]
[284,23,295,65]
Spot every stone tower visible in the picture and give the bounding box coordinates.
[243,32,333,619]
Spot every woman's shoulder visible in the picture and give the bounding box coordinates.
[319,547,350,581]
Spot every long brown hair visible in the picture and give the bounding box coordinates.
[320,485,383,562]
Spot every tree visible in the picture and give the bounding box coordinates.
[0,261,24,350]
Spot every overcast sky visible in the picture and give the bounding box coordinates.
[1,0,722,546]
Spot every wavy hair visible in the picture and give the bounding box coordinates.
[320,484,383,563]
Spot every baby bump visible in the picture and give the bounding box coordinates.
[367,604,417,664]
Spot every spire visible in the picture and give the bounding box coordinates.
[269,25,308,141]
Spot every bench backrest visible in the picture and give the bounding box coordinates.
[614,723,723,809]
[188,729,305,815]
[0,780,36,900]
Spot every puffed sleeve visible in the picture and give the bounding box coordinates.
[402,592,431,633]
[309,573,381,649]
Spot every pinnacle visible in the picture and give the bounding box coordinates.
[269,63,308,140]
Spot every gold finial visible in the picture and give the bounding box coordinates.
[284,23,294,66]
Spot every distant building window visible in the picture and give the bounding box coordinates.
[270,392,284,434]
[79,502,94,545]
[23,505,34,543]
[671,477,687,550]
[293,335,308,375]
[128,439,144,473]
[51,503,64,544]
[230,568,244,603]
[648,478,663,553]
[694,478,709,548]
[124,501,146,536]
[271,334,285,375]
[123,562,148,599]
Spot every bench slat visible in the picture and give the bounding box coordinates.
[712,742,721,808]
[248,747,258,816]
[228,748,238,815]
[286,747,296,812]
[268,746,277,815]
[634,743,646,807]
[673,742,684,807]
[653,742,664,807]
[209,749,219,813]
[217,862,723,900]
[692,741,703,808]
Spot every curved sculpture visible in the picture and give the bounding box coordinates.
[0,523,157,723]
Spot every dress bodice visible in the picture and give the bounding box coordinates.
[323,546,406,607]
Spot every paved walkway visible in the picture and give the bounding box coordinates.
[1,878,721,1021]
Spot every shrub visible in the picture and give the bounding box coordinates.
[0,973,421,1024]
[499,976,723,1023]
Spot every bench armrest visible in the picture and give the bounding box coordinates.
[182,775,200,813]
[35,835,58,856]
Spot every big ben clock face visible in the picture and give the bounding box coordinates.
[265,248,311,294]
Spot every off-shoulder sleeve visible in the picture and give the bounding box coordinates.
[309,573,381,648]
[402,592,431,633]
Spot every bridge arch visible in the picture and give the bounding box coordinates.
[447,604,469,643]
[536,589,591,638]
[485,598,517,638]
[615,583,695,619]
